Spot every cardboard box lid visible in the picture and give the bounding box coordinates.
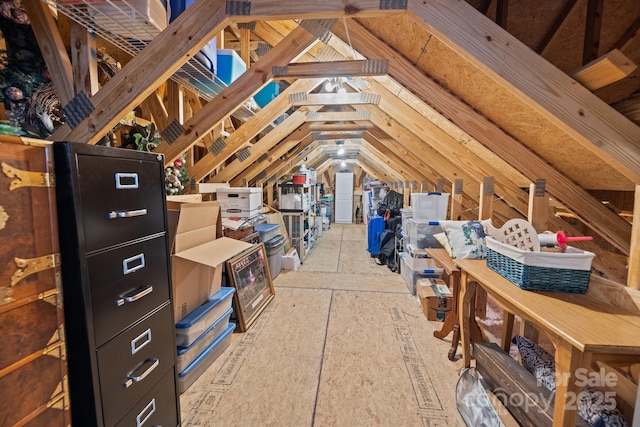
[174,236,253,268]
[171,201,223,253]
[417,278,451,297]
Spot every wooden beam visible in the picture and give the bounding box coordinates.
[51,0,230,144]
[582,0,605,64]
[571,49,637,91]
[225,0,407,23]
[211,106,321,183]
[451,179,464,220]
[156,24,324,166]
[188,79,322,182]
[304,111,371,122]
[140,90,169,132]
[527,179,549,233]
[240,26,251,68]
[289,92,380,106]
[611,16,640,51]
[536,0,578,54]
[629,185,640,289]
[21,0,74,106]
[70,22,99,96]
[407,0,640,185]
[273,60,389,79]
[335,19,632,254]
[166,80,184,124]
[495,0,508,29]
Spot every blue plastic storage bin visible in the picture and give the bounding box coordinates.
[255,223,280,243]
[178,322,235,393]
[176,307,233,372]
[254,82,280,108]
[175,287,235,347]
[216,49,246,85]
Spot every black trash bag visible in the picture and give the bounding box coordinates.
[376,190,404,217]
[376,223,400,272]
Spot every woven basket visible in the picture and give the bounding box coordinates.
[486,237,595,293]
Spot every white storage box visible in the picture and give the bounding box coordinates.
[176,307,233,372]
[411,192,449,221]
[178,323,234,393]
[280,193,309,211]
[175,287,235,347]
[282,248,301,270]
[217,187,262,218]
[407,219,443,249]
[88,0,168,40]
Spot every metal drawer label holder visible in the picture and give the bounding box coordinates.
[122,253,146,275]
[131,328,152,355]
[137,398,156,427]
[115,172,139,189]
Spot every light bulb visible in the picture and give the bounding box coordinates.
[337,148,345,155]
[337,84,347,94]
[341,161,346,167]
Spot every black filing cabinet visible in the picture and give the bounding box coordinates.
[53,142,180,427]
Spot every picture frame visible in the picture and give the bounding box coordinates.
[226,243,275,331]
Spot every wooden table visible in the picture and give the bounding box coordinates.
[456,259,640,427]
[425,248,463,360]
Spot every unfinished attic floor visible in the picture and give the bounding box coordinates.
[179,223,465,426]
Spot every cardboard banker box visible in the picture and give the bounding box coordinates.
[417,278,452,321]
[169,201,252,322]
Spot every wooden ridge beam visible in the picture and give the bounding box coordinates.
[334,18,632,254]
[407,0,640,185]
[305,111,371,122]
[51,0,229,144]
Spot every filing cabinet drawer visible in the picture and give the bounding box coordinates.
[88,235,171,346]
[115,369,179,427]
[97,303,175,427]
[77,154,166,252]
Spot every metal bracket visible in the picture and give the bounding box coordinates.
[226,1,251,15]
[236,148,252,162]
[380,0,408,9]
[161,120,185,145]
[209,138,227,156]
[299,19,336,44]
[62,91,94,129]
[11,253,61,287]
[2,162,54,190]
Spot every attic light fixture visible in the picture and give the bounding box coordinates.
[337,148,345,155]
[341,161,347,167]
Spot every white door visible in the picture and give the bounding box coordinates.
[334,173,353,223]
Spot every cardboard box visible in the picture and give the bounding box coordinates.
[417,278,452,321]
[169,201,252,322]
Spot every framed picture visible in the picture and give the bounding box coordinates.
[226,243,275,331]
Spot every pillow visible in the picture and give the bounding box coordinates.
[438,219,492,259]
[512,335,628,427]
[512,335,556,391]
[434,232,453,258]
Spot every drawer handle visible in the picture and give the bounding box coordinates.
[115,285,153,307]
[226,208,242,213]
[108,208,148,219]
[136,398,156,427]
[124,358,159,388]
[123,253,145,275]
[130,328,152,355]
[115,172,139,189]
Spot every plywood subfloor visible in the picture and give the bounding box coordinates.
[180,224,464,426]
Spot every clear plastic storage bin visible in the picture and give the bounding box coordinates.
[411,192,449,221]
[175,287,235,347]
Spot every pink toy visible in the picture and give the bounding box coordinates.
[538,231,593,248]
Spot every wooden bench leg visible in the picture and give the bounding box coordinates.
[475,286,487,319]
[501,312,515,353]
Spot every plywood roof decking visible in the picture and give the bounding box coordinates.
[20,0,640,282]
